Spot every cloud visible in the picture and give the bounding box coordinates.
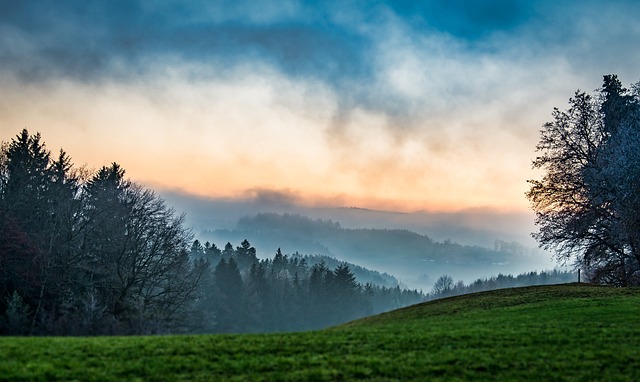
[0,0,372,86]
[2,1,638,93]
[385,0,535,39]
[0,60,344,199]
[2,0,640,213]
[241,188,304,207]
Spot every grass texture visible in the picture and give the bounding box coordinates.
[1,283,639,381]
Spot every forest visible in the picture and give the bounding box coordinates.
[4,72,635,339]
[0,130,424,335]
[188,238,575,333]
[187,240,423,333]
[202,212,543,289]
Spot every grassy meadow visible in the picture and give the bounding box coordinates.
[1,283,639,381]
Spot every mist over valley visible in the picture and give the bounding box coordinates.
[163,191,558,289]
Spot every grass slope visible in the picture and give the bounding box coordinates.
[2,284,640,381]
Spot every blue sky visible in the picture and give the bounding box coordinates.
[1,0,640,212]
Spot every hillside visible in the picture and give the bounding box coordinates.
[3,284,640,381]
[289,253,400,288]
[201,212,548,288]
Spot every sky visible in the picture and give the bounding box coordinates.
[1,0,640,214]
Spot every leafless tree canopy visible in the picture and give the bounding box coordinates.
[527,75,640,285]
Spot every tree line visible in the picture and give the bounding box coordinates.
[0,130,206,335]
[0,130,423,335]
[188,239,425,333]
[428,270,576,300]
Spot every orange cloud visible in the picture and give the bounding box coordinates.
[0,62,553,214]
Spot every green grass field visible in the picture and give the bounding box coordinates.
[2,283,639,381]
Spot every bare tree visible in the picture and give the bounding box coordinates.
[527,75,640,285]
[82,164,206,333]
[431,275,454,297]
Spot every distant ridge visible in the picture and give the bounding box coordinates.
[201,212,550,289]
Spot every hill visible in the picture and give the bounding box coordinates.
[161,191,538,249]
[201,212,550,288]
[289,253,400,288]
[2,284,640,380]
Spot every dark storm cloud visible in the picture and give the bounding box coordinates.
[2,0,640,128]
[386,0,535,40]
[0,0,371,84]
[3,0,639,77]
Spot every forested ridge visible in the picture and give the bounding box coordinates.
[0,130,424,335]
[207,212,531,265]
[203,212,541,287]
[188,240,424,332]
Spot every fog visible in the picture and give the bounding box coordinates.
[161,189,560,290]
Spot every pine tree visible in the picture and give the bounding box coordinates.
[235,239,257,271]
[213,257,245,332]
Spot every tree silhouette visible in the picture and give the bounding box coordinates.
[527,75,640,285]
[432,275,454,297]
[0,131,204,334]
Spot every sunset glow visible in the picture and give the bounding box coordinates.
[1,1,639,213]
